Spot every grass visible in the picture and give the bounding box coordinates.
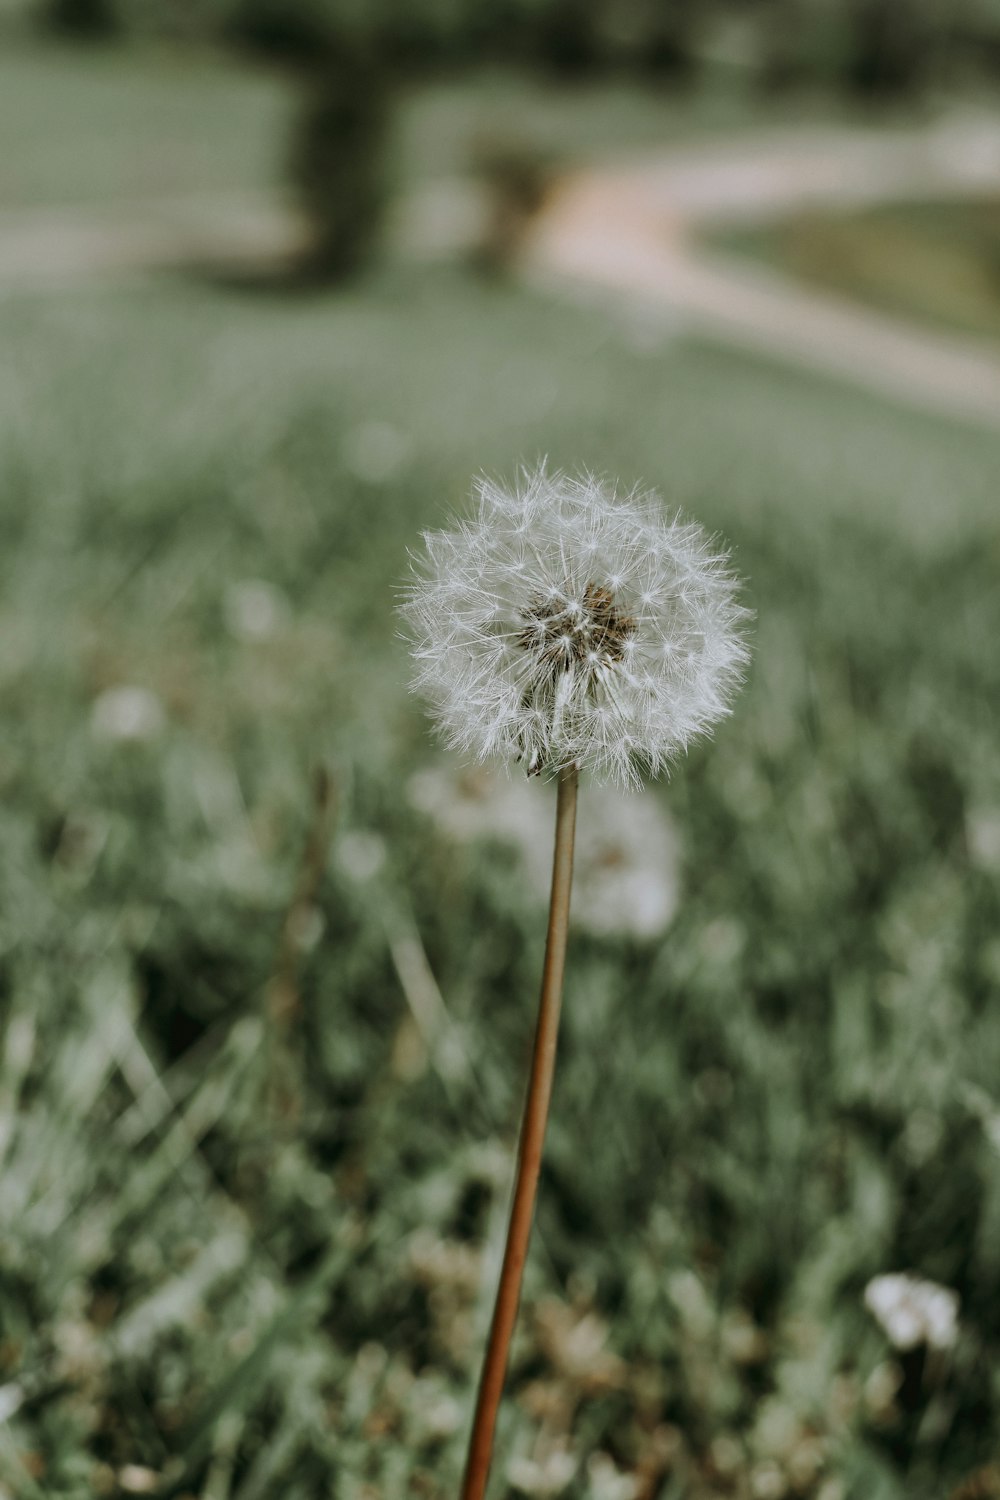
[711,197,1000,343]
[0,40,294,209]
[3,261,1000,1500]
[3,38,1000,1500]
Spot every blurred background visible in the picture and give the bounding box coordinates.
[1,3,1000,1498]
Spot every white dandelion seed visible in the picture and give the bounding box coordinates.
[401,467,750,788]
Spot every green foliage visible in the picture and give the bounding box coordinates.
[23,0,1000,94]
[1,255,999,1497]
[0,46,292,211]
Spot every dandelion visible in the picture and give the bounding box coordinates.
[401,466,750,1500]
[401,466,749,789]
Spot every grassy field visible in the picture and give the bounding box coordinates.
[0,42,294,210]
[3,42,1000,1500]
[712,197,1000,343]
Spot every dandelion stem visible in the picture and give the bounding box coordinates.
[460,762,579,1500]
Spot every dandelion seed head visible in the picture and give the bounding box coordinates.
[401,467,751,788]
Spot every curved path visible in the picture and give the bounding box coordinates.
[0,191,303,291]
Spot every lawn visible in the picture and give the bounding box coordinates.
[712,197,1000,344]
[0,42,295,210]
[3,40,1000,1500]
[3,259,1000,1500]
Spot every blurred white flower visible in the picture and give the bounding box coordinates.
[408,1373,463,1440]
[402,467,749,787]
[967,807,1000,873]
[408,764,679,938]
[118,1468,161,1496]
[749,1460,786,1500]
[586,1453,639,1500]
[864,1272,959,1352]
[570,790,678,937]
[336,829,388,884]
[508,1440,577,1496]
[90,686,165,744]
[0,1385,24,1424]
[223,578,289,642]
[344,420,411,484]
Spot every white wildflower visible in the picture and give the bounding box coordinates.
[749,1460,786,1500]
[401,467,749,787]
[223,579,288,642]
[966,806,1000,873]
[0,1384,24,1424]
[117,1469,161,1496]
[508,1440,577,1496]
[335,829,388,884]
[344,420,411,484]
[408,764,680,937]
[864,1272,959,1352]
[90,686,165,744]
[586,1453,640,1500]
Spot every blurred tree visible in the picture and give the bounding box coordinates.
[42,0,117,36]
[223,0,340,61]
[288,41,391,282]
[534,0,601,73]
[845,0,936,95]
[969,0,1000,75]
[757,0,855,93]
[642,0,703,77]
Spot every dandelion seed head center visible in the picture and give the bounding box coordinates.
[517,581,637,677]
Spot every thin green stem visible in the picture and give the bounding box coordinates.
[459,762,579,1500]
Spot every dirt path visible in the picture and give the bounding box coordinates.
[0,191,303,290]
[523,113,1000,429]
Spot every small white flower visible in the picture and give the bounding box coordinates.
[586,1453,640,1500]
[335,829,388,884]
[408,764,680,938]
[401,467,749,787]
[508,1441,577,1496]
[864,1273,959,1352]
[966,806,1000,873]
[223,579,289,642]
[118,1468,161,1496]
[90,686,165,744]
[0,1384,24,1424]
[344,420,411,484]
